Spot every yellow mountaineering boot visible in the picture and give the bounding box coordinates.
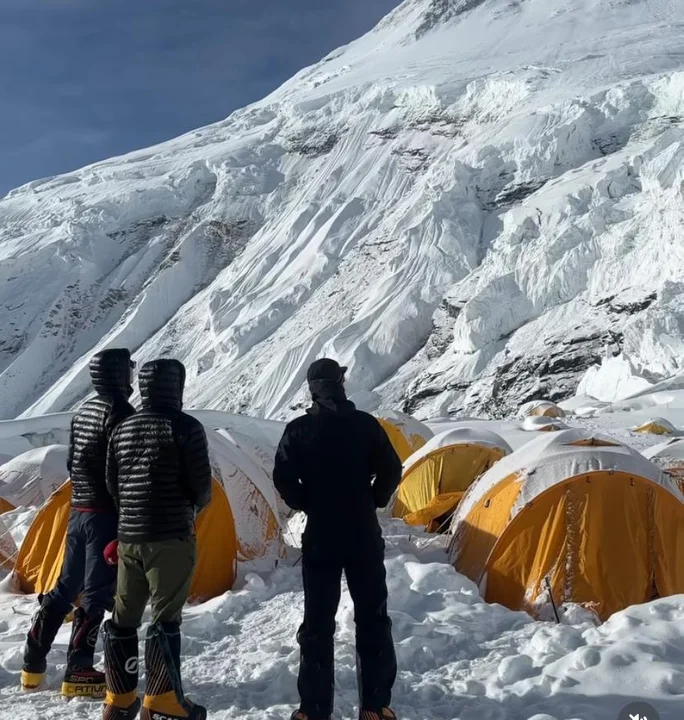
[20,670,46,692]
[140,623,205,720]
[102,621,141,720]
[21,603,64,692]
[61,608,107,698]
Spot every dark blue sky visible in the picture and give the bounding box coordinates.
[0,0,400,196]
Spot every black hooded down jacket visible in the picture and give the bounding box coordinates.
[273,380,402,551]
[68,348,135,511]
[106,359,212,543]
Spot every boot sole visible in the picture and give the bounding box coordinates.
[61,680,106,698]
[20,670,45,692]
[103,697,141,720]
[140,704,207,720]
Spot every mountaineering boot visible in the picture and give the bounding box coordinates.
[61,607,106,698]
[102,621,141,720]
[290,711,331,720]
[21,602,66,691]
[140,622,206,720]
[359,709,397,720]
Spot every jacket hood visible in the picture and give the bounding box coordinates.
[307,378,355,416]
[89,348,133,398]
[139,359,185,411]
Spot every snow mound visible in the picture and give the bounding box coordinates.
[522,416,569,432]
[2,520,684,719]
[577,353,654,403]
[644,438,684,465]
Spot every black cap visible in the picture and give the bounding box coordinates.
[307,358,347,383]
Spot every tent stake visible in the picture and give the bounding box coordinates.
[545,576,561,623]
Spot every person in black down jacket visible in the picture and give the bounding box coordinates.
[274,358,402,720]
[21,348,135,697]
[102,358,211,720]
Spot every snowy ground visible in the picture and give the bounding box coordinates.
[0,520,682,720]
[0,382,683,720]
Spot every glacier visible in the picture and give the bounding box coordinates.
[0,0,683,421]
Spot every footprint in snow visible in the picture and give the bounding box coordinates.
[609,652,637,667]
[571,646,602,670]
[661,672,684,695]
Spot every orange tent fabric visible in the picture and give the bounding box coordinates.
[393,428,511,531]
[14,478,238,602]
[376,411,433,463]
[449,429,684,621]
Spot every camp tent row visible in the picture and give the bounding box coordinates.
[390,400,573,532]
[7,427,285,603]
[448,429,684,621]
[0,409,431,603]
[6,410,681,623]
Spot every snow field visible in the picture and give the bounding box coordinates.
[0,389,683,719]
[1,519,683,719]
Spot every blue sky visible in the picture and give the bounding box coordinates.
[0,0,400,196]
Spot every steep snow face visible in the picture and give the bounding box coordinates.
[1,0,684,420]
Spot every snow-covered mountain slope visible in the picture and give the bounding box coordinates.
[1,0,684,420]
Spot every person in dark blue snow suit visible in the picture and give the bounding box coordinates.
[21,348,135,697]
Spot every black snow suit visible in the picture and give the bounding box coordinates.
[23,348,135,674]
[273,378,402,719]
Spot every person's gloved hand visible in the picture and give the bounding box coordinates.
[104,539,119,566]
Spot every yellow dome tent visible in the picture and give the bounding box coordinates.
[13,478,238,603]
[376,410,433,463]
[517,400,566,420]
[392,427,512,532]
[632,417,677,435]
[208,428,283,561]
[0,444,69,508]
[522,416,569,433]
[643,439,684,493]
[448,429,684,621]
[12,427,284,603]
